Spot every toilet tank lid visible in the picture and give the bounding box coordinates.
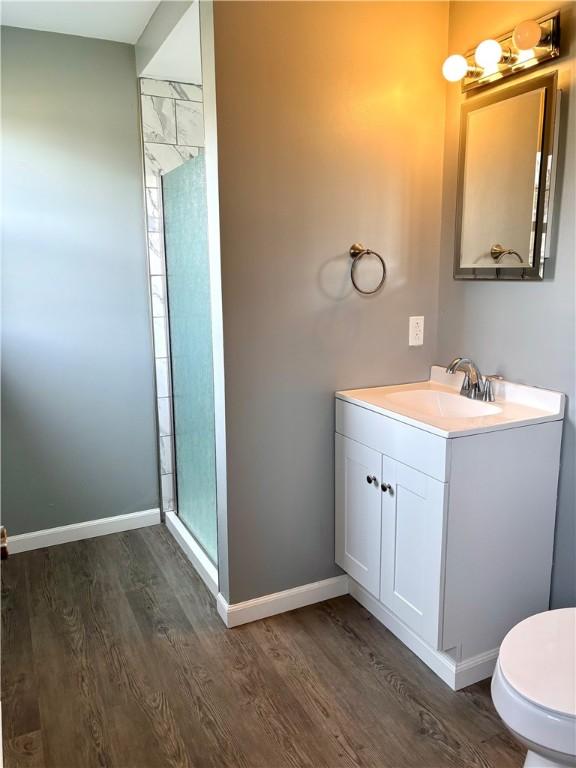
[499,608,576,718]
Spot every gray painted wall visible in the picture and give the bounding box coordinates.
[214,1,449,604]
[135,0,191,76]
[437,1,575,608]
[1,27,159,535]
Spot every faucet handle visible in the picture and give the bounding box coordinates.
[482,375,503,402]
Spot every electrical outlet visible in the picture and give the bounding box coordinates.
[409,316,424,346]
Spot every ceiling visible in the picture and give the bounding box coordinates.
[0,1,160,44]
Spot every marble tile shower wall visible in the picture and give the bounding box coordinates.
[140,77,205,515]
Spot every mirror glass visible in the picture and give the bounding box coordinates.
[455,73,558,280]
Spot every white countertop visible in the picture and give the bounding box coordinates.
[336,366,565,438]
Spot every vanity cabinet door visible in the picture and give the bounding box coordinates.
[335,434,382,598]
[380,457,447,648]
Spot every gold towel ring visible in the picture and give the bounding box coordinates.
[349,243,386,295]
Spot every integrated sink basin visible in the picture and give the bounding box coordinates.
[336,366,565,437]
[385,389,502,418]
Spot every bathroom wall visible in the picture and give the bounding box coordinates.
[213,1,450,603]
[1,27,159,535]
[437,1,575,607]
[135,1,192,76]
[137,2,202,85]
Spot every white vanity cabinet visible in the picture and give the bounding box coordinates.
[379,455,446,649]
[336,433,445,648]
[335,434,383,598]
[335,370,565,690]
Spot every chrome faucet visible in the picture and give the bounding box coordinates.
[445,357,485,400]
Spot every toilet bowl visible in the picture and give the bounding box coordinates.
[491,608,576,768]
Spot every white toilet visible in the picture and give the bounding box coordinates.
[492,608,576,767]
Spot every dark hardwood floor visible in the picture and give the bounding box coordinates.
[2,525,524,768]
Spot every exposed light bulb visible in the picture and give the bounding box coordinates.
[513,19,544,50]
[442,54,469,82]
[475,39,503,68]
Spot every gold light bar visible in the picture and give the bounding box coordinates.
[461,10,560,93]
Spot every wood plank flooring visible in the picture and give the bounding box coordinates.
[1,525,524,768]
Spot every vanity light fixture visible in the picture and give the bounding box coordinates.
[442,9,560,91]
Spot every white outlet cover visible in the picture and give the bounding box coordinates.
[409,316,424,346]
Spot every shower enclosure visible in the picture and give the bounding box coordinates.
[162,154,218,565]
[139,2,225,595]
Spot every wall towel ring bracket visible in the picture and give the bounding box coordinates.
[349,243,386,294]
[490,243,523,264]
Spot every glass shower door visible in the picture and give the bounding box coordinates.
[162,152,217,564]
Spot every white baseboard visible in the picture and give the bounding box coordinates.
[7,508,161,554]
[217,574,349,628]
[453,648,499,689]
[348,579,497,690]
[165,511,218,597]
